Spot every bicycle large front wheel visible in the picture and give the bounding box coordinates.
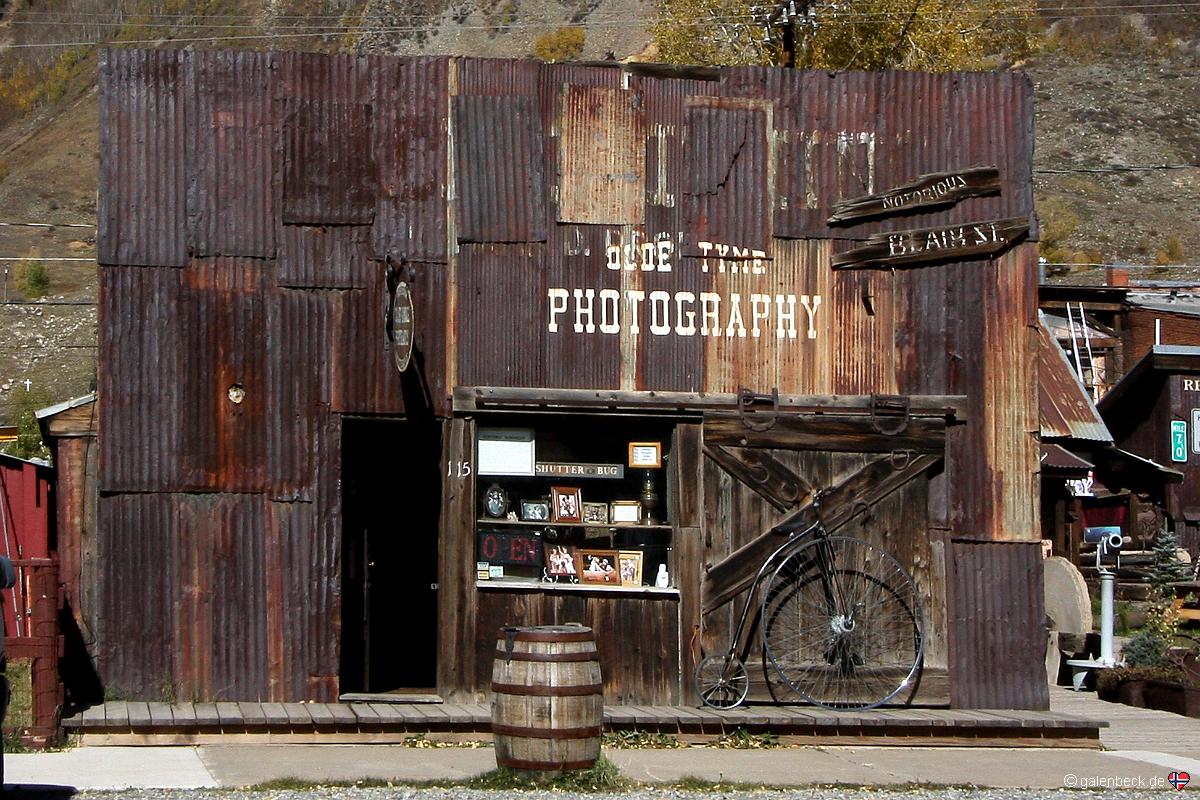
[761,535,923,709]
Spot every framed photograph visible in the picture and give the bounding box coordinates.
[610,500,642,525]
[628,441,662,469]
[578,549,620,585]
[543,543,579,579]
[617,551,643,587]
[582,502,609,525]
[520,500,551,522]
[551,486,583,523]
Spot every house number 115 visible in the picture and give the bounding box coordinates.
[447,460,472,478]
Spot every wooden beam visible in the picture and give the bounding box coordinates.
[702,444,813,512]
[703,413,945,453]
[701,453,942,613]
[831,217,1030,271]
[455,387,969,421]
[827,166,1000,225]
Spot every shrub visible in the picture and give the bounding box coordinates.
[1123,629,1172,668]
[14,258,50,298]
[532,27,585,62]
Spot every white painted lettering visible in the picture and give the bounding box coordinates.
[598,288,620,334]
[775,294,798,339]
[649,291,671,335]
[675,292,697,336]
[725,293,748,338]
[548,288,569,332]
[626,290,645,335]
[700,292,721,336]
[800,295,822,339]
[573,288,596,333]
[750,294,771,338]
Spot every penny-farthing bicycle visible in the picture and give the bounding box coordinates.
[695,495,925,710]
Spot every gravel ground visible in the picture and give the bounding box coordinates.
[38,789,1180,800]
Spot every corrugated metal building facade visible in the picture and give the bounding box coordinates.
[90,49,1044,709]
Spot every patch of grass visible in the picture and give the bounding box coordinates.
[465,755,625,792]
[602,729,684,749]
[708,727,781,749]
[402,732,489,748]
[14,256,51,299]
[249,777,395,791]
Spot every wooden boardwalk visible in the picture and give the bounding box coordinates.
[1049,685,1200,759]
[64,700,1106,747]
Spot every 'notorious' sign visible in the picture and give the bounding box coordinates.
[827,166,1002,225]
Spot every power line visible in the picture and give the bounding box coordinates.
[0,257,94,262]
[4,7,1199,47]
[1035,164,1200,174]
[0,222,94,229]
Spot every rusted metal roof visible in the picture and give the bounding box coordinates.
[1038,312,1112,443]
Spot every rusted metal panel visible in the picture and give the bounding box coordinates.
[700,239,830,395]
[1038,314,1111,443]
[453,95,547,243]
[186,50,277,258]
[544,225,622,390]
[330,266,407,415]
[980,245,1039,542]
[681,99,772,257]
[756,69,1033,241]
[96,494,175,698]
[557,86,645,225]
[278,225,372,289]
[98,48,188,267]
[948,540,1048,710]
[457,57,542,96]
[455,244,547,388]
[282,98,377,225]
[98,267,183,492]
[830,269,898,394]
[178,258,272,492]
[370,57,449,263]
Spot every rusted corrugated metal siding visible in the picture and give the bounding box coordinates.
[98,49,188,267]
[97,494,175,698]
[453,95,546,243]
[681,100,773,257]
[544,224,623,390]
[278,225,372,289]
[949,540,1048,709]
[370,57,449,263]
[186,50,277,258]
[456,244,546,387]
[178,258,272,492]
[558,85,646,225]
[282,98,377,225]
[98,266,183,492]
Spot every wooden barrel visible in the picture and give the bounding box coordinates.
[491,625,603,776]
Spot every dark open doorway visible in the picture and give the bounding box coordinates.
[340,418,442,695]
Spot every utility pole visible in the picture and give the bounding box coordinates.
[766,1,816,68]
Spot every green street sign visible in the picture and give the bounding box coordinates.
[1171,420,1188,463]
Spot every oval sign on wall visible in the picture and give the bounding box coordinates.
[392,281,414,373]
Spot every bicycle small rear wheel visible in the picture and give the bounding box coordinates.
[695,654,749,709]
[761,535,923,709]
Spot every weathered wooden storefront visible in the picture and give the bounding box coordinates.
[84,49,1044,711]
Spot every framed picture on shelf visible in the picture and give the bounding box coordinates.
[610,500,641,525]
[582,502,609,525]
[578,549,620,584]
[520,500,550,522]
[543,543,579,580]
[617,550,643,587]
[551,486,583,523]
[628,441,662,469]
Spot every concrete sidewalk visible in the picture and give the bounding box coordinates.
[8,744,1200,791]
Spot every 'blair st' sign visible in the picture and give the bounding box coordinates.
[831,217,1030,271]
